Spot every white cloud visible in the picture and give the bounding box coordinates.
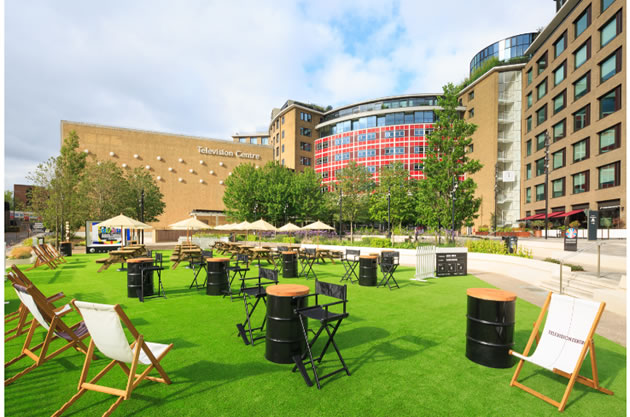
[5,0,555,188]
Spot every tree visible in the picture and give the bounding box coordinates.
[120,167,166,222]
[78,161,128,220]
[291,167,330,225]
[417,83,482,243]
[369,162,418,233]
[335,161,374,240]
[222,163,261,222]
[258,163,295,226]
[28,131,87,245]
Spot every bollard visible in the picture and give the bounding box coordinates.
[559,261,563,294]
[597,243,601,279]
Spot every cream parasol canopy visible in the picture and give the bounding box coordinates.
[169,216,212,243]
[94,214,151,245]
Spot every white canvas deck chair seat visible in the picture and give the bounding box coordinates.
[5,283,89,386]
[5,265,70,342]
[509,292,613,411]
[54,301,173,417]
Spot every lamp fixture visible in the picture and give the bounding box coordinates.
[121,163,128,168]
[145,165,151,170]
[178,178,183,182]
[168,167,174,172]
[109,151,115,157]
[157,156,162,161]
[133,154,139,159]
[178,158,184,163]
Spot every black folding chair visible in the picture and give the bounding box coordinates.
[340,249,360,284]
[139,253,166,302]
[292,280,350,389]
[189,250,213,289]
[378,251,400,290]
[236,268,278,346]
[224,254,250,300]
[299,248,318,280]
[272,246,289,273]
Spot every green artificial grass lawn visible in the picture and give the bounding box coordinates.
[4,252,626,417]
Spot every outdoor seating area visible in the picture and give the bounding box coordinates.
[4,249,626,416]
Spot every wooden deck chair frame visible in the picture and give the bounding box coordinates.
[26,245,57,271]
[5,283,90,386]
[5,266,67,342]
[43,244,67,263]
[54,301,173,417]
[509,292,613,411]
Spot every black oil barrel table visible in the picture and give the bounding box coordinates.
[265,284,309,364]
[359,256,378,286]
[127,257,154,298]
[206,258,230,295]
[466,288,517,368]
[60,241,73,257]
[282,251,298,278]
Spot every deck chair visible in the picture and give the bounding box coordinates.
[42,244,67,264]
[5,283,89,386]
[5,266,69,342]
[236,268,278,346]
[509,292,613,411]
[27,245,57,271]
[378,251,400,290]
[53,301,173,417]
[292,280,350,389]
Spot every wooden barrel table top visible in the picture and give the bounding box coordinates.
[266,284,309,297]
[466,288,516,302]
[282,251,297,255]
[360,255,378,259]
[207,257,230,262]
[127,257,154,263]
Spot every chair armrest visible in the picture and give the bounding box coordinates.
[320,300,345,309]
[47,292,66,303]
[293,293,317,302]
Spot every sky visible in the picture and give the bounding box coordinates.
[4,0,556,189]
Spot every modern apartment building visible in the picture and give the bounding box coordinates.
[313,94,442,187]
[521,0,625,228]
[469,33,537,74]
[268,100,326,172]
[231,132,270,146]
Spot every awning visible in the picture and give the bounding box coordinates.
[518,214,538,221]
[547,211,566,218]
[555,209,585,217]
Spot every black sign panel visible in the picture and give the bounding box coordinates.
[436,252,467,277]
[564,228,578,251]
[588,210,598,241]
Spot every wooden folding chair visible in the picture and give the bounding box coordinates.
[5,283,90,386]
[5,266,69,342]
[54,301,173,417]
[26,245,57,271]
[43,244,67,263]
[509,292,614,411]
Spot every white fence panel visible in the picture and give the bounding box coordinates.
[413,246,436,281]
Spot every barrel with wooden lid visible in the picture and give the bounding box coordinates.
[127,257,155,298]
[282,251,298,278]
[206,257,230,295]
[265,284,309,364]
[466,288,517,368]
[359,255,378,286]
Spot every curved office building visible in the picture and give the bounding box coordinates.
[314,94,448,187]
[469,33,537,74]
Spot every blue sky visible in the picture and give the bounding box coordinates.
[4,0,555,189]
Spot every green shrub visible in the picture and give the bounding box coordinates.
[8,247,33,259]
[543,258,585,271]
[21,238,34,247]
[465,239,532,258]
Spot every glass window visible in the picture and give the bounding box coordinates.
[526,116,532,132]
[526,187,532,203]
[553,119,566,141]
[554,61,566,85]
[598,161,620,188]
[527,93,532,108]
[536,158,545,176]
[261,137,269,145]
[573,72,590,100]
[537,79,547,99]
[537,52,547,74]
[573,171,589,194]
[282,130,285,139]
[599,124,620,153]
[536,132,547,151]
[299,142,312,151]
[282,116,285,124]
[602,0,615,12]
[536,105,547,125]
[526,139,532,156]
[600,48,621,82]
[574,6,591,38]
[599,85,621,118]
[536,184,545,201]
[573,105,590,131]
[573,138,589,162]
[526,163,532,180]
[601,11,621,47]
[574,40,590,69]
[553,149,565,169]
[553,90,566,113]
[239,138,247,143]
[281,144,285,152]
[527,68,533,85]
[300,127,312,137]
[554,31,567,58]
[552,178,565,198]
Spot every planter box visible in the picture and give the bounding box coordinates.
[474,231,489,236]
[496,232,531,237]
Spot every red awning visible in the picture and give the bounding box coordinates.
[555,209,585,217]
[518,214,538,221]
[547,211,566,218]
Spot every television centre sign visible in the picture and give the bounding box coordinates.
[197,146,261,160]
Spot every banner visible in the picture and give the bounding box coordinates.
[86,221,123,247]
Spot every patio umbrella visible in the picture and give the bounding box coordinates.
[169,216,212,244]
[301,220,335,245]
[278,222,301,233]
[95,214,151,245]
[248,219,277,246]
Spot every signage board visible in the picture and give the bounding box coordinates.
[588,210,598,241]
[85,220,123,253]
[436,251,467,277]
[564,227,578,251]
[502,171,516,182]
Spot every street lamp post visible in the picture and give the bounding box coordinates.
[138,188,145,244]
[451,175,459,243]
[387,184,391,238]
[544,131,550,240]
[494,163,499,236]
[338,186,343,237]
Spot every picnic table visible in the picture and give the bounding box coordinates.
[249,247,275,266]
[171,247,202,269]
[96,247,141,273]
